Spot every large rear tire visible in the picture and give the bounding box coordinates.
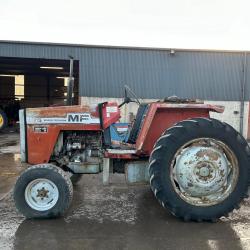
[149,118,250,222]
[14,164,73,219]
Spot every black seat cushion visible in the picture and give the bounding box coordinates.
[127,104,149,144]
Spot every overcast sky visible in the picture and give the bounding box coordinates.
[1,0,250,50]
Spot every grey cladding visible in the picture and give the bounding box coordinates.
[0,41,249,101]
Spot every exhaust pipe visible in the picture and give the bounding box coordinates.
[66,56,75,106]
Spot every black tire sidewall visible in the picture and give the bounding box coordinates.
[14,168,71,218]
[70,174,82,185]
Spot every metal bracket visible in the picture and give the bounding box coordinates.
[102,158,113,185]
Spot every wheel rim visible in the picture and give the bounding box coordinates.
[0,114,3,128]
[170,138,239,206]
[25,178,59,211]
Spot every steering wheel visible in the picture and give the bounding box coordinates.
[119,85,141,108]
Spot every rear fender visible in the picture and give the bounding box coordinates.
[135,103,224,155]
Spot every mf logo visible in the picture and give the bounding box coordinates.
[67,113,100,124]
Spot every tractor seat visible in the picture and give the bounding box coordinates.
[127,104,149,144]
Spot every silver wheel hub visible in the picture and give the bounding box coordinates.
[25,178,59,211]
[171,138,239,206]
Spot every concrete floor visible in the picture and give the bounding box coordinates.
[1,133,250,250]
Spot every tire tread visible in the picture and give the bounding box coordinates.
[149,117,250,222]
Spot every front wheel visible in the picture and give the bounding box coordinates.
[14,164,73,219]
[149,118,250,222]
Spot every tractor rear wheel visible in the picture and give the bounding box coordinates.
[14,164,73,219]
[149,118,250,222]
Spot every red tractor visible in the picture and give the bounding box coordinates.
[14,88,250,222]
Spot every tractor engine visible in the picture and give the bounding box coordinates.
[53,131,103,173]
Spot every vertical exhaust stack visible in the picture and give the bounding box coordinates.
[66,56,75,106]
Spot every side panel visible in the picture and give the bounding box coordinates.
[25,105,102,164]
[27,124,101,165]
[136,103,214,155]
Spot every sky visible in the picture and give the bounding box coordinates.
[1,0,250,51]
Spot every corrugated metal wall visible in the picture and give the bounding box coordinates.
[0,41,248,101]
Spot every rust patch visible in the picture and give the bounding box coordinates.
[201,197,210,202]
[196,149,220,161]
[220,169,225,177]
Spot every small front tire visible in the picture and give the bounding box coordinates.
[14,164,73,219]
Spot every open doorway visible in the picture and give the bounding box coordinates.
[0,57,79,130]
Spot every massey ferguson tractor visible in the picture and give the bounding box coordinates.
[14,87,250,222]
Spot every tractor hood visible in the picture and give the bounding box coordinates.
[25,105,100,125]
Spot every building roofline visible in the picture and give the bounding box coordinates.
[0,39,248,54]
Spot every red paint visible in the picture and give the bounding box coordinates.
[135,103,223,155]
[26,103,122,164]
[104,152,138,159]
[101,102,121,129]
[27,124,101,164]
[25,102,224,164]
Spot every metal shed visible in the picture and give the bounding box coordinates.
[0,40,249,101]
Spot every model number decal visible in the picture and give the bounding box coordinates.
[27,113,100,124]
[33,127,48,133]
